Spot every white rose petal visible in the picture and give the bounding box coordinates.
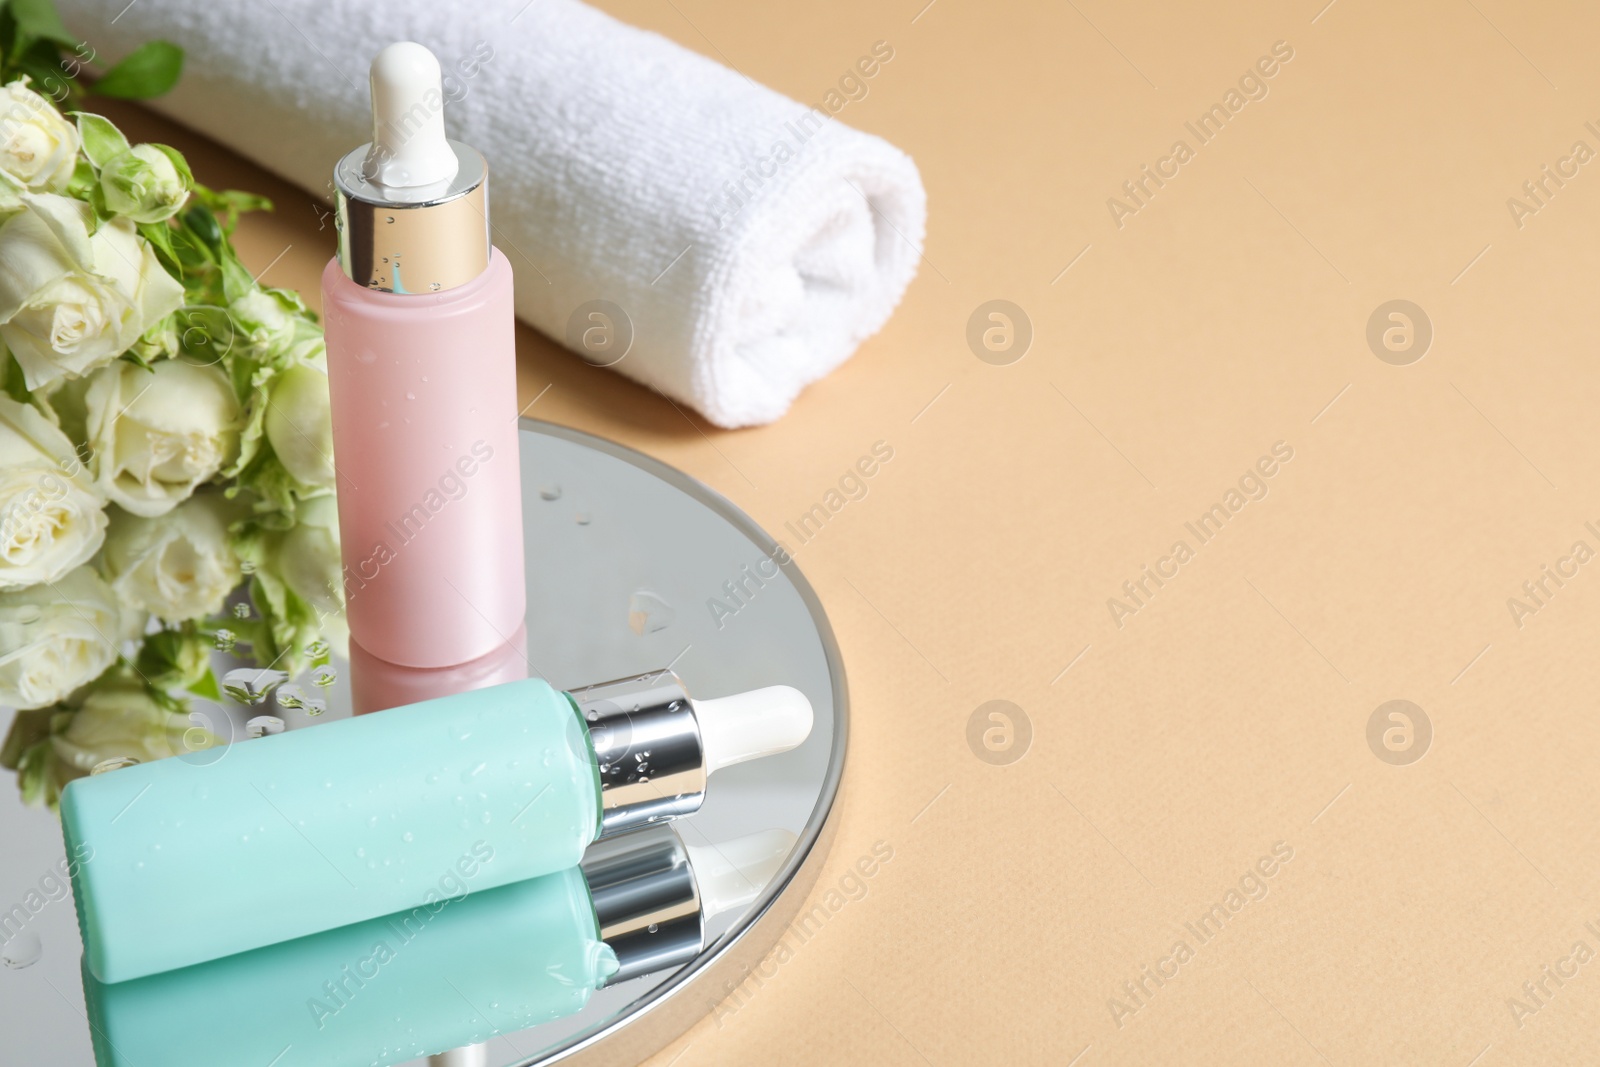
[264,362,335,488]
[0,396,106,589]
[85,359,243,516]
[102,494,241,622]
[0,84,79,192]
[0,567,130,710]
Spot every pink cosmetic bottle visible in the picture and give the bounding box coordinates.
[323,42,524,668]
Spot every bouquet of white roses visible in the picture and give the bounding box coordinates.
[0,27,344,808]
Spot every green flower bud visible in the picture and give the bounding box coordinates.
[100,144,189,224]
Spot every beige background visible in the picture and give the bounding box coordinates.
[108,0,1600,1062]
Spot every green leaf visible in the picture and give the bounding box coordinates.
[186,666,221,702]
[9,0,79,48]
[136,219,176,264]
[73,111,129,167]
[92,40,183,99]
[219,250,254,304]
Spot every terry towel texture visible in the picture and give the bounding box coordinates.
[58,0,927,427]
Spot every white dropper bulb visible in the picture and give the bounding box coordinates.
[362,42,459,188]
[692,685,813,775]
[685,829,798,921]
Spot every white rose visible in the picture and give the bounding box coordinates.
[0,395,106,589]
[49,670,218,778]
[99,144,188,224]
[229,289,294,356]
[264,361,335,488]
[0,567,133,710]
[102,494,241,622]
[84,359,242,516]
[0,198,185,390]
[0,83,78,192]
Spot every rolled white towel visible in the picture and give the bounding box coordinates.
[57,0,926,428]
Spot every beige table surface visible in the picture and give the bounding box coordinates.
[106,1,1600,1063]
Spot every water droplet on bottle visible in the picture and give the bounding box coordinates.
[585,709,599,722]
[402,832,414,843]
[224,668,287,705]
[405,392,416,401]
[307,638,331,660]
[539,484,562,501]
[232,601,252,619]
[2,931,41,969]
[575,511,592,526]
[356,847,366,858]
[312,666,337,688]
[246,716,285,739]
[277,683,307,710]
[627,591,676,635]
[239,558,256,574]
[213,629,236,652]
[91,757,139,775]
[647,923,659,934]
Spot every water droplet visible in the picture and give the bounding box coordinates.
[539,484,562,501]
[213,629,236,652]
[239,559,256,575]
[367,815,379,828]
[402,832,414,843]
[480,811,492,824]
[91,757,140,775]
[405,392,416,401]
[312,666,337,688]
[575,511,592,525]
[628,590,676,635]
[585,709,599,722]
[307,638,331,660]
[2,932,41,969]
[246,716,286,739]
[277,683,307,710]
[647,923,659,934]
[224,668,287,705]
[356,847,366,858]
[232,601,252,619]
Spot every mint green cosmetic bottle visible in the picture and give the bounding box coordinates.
[61,670,810,983]
[80,826,794,1067]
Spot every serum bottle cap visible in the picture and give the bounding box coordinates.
[333,41,490,294]
[567,671,815,839]
[580,825,797,984]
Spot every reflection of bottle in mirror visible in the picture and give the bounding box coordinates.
[322,41,524,670]
[80,826,794,1067]
[349,623,529,714]
[62,670,812,982]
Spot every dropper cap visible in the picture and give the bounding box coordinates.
[568,671,813,839]
[333,41,490,293]
[580,825,797,984]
